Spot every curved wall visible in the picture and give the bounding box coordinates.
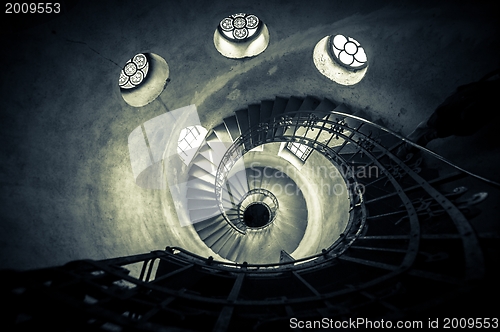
[1,0,498,270]
[243,143,350,259]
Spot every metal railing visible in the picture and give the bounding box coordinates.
[237,188,279,228]
[213,109,498,279]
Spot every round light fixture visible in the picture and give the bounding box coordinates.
[218,13,262,42]
[119,53,150,89]
[329,34,368,70]
[313,35,369,86]
[214,13,270,59]
[118,52,169,107]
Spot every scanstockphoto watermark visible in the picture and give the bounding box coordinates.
[289,317,424,329]
[248,162,379,196]
[247,177,366,197]
[248,162,380,181]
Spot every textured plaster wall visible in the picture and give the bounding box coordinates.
[243,145,350,259]
[1,0,499,271]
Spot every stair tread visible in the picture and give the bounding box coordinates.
[298,95,321,112]
[284,96,304,114]
[235,108,250,135]
[189,206,220,223]
[198,146,219,166]
[223,116,241,142]
[213,123,233,146]
[194,215,226,237]
[187,187,216,200]
[246,168,262,190]
[248,104,261,129]
[191,154,217,174]
[270,96,289,119]
[188,198,218,209]
[187,177,215,189]
[203,224,232,247]
[210,228,236,253]
[315,97,337,113]
[205,131,219,143]
[226,170,249,199]
[219,235,242,261]
[259,100,274,123]
[189,164,216,182]
[206,141,229,166]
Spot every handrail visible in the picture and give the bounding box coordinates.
[328,111,500,188]
[237,188,279,226]
[166,245,335,269]
[214,114,367,236]
[208,108,497,268]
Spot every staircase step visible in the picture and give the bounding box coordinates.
[335,142,358,155]
[335,103,360,129]
[227,170,249,198]
[210,228,236,253]
[205,141,229,167]
[315,97,337,113]
[266,97,289,141]
[247,104,262,146]
[225,212,241,222]
[270,96,289,119]
[187,177,215,192]
[235,108,250,135]
[188,198,219,210]
[223,116,241,142]
[189,164,216,182]
[194,215,226,237]
[213,123,233,146]
[205,131,219,143]
[284,96,304,115]
[218,235,242,261]
[191,154,217,174]
[187,187,216,200]
[273,96,304,137]
[221,188,237,207]
[262,195,273,206]
[298,95,321,112]
[259,100,274,123]
[203,225,232,247]
[189,206,220,223]
[198,144,219,166]
[246,167,263,190]
[248,104,261,129]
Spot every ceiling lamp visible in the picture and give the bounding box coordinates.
[313,34,369,86]
[218,13,261,41]
[214,13,270,59]
[119,53,170,107]
[329,34,368,70]
[119,53,150,89]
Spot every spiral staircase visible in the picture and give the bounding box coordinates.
[3,96,499,331]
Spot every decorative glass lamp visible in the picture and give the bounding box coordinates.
[119,53,169,107]
[328,34,368,70]
[119,53,150,90]
[214,13,270,59]
[313,34,369,86]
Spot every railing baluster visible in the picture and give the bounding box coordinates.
[213,273,245,332]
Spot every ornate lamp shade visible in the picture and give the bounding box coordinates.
[329,34,368,70]
[214,13,270,59]
[118,53,169,107]
[313,34,369,86]
[119,53,150,90]
[218,13,262,42]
